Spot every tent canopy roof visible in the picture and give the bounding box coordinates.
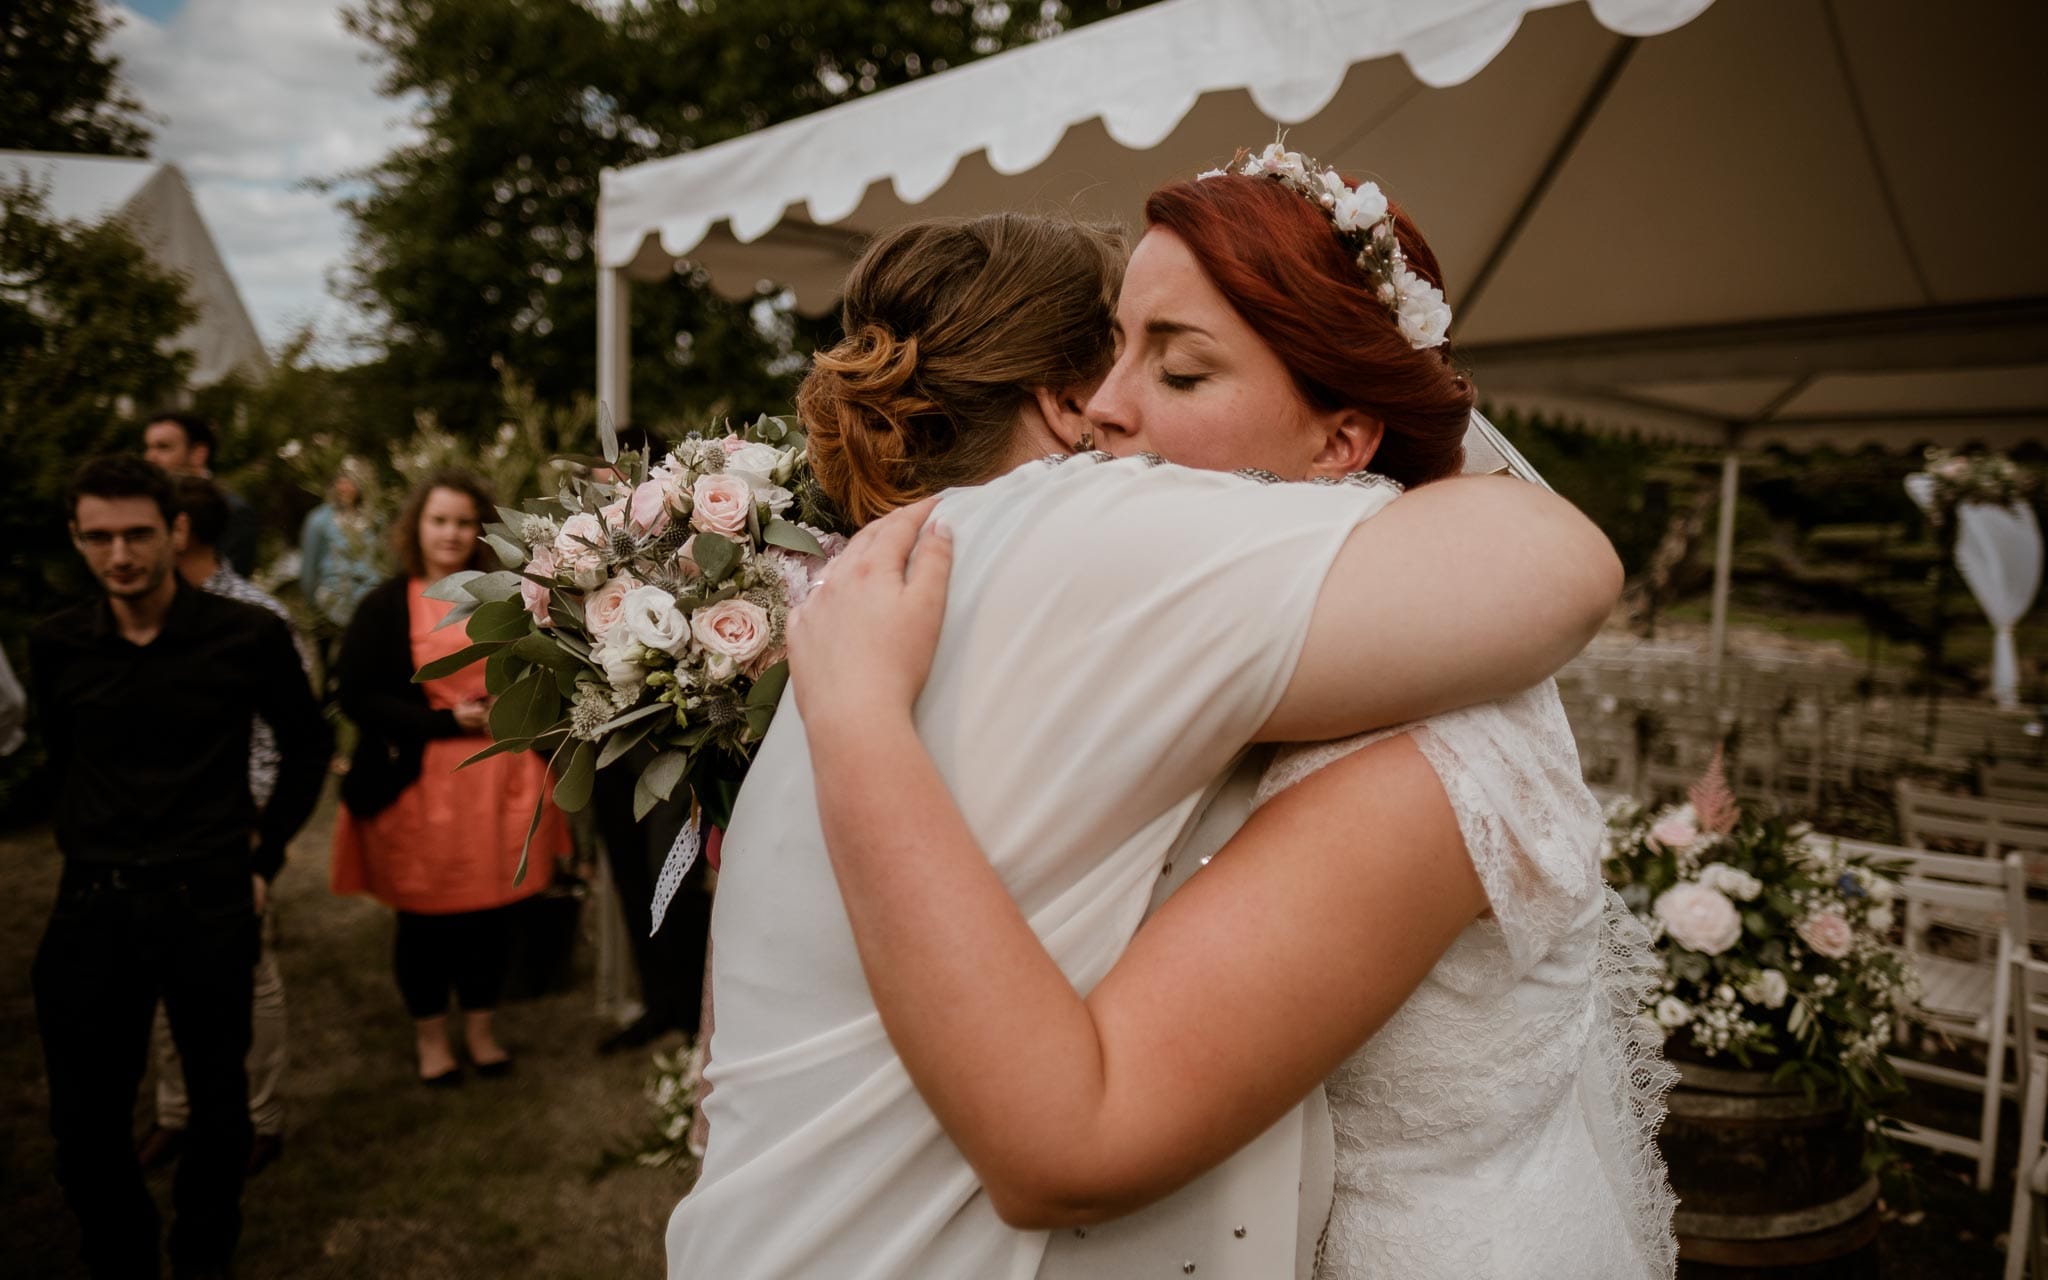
[1,150,269,387]
[597,0,2047,452]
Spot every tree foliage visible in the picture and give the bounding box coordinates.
[0,0,156,157]
[330,0,1144,432]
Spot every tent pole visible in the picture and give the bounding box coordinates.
[1708,445,1740,672]
[598,266,631,430]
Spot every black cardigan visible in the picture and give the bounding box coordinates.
[336,576,464,818]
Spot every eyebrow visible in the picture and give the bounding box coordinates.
[1145,319,1214,341]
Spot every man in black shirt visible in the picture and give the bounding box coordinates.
[142,412,260,575]
[29,456,329,1280]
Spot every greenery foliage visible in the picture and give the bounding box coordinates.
[0,0,157,157]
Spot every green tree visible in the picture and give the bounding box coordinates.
[0,0,156,156]
[0,180,193,820]
[330,0,1144,433]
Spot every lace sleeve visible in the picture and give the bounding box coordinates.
[1255,680,1605,978]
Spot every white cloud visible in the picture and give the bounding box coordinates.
[107,0,419,350]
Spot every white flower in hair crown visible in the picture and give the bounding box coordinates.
[1198,143,1453,350]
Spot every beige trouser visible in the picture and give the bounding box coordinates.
[153,908,286,1136]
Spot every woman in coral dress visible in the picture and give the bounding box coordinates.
[332,470,568,1084]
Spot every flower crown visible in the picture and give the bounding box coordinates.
[1198,143,1452,350]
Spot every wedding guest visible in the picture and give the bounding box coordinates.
[330,470,569,1084]
[142,412,259,574]
[298,460,381,634]
[136,478,311,1180]
[29,455,328,1280]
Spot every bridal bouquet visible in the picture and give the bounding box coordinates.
[418,413,846,910]
[1601,754,1918,1124]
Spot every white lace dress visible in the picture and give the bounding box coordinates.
[1255,681,1679,1280]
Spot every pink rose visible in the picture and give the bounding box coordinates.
[585,573,642,639]
[628,478,672,538]
[691,597,772,666]
[521,545,558,624]
[554,512,606,586]
[600,498,627,529]
[1649,812,1699,852]
[720,433,746,455]
[691,473,754,539]
[1653,882,1742,955]
[1796,910,1854,960]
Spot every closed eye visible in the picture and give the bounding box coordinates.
[1159,370,1205,391]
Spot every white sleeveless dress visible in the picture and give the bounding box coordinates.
[667,454,1401,1279]
[1255,683,1679,1280]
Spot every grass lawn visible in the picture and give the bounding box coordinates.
[0,787,691,1279]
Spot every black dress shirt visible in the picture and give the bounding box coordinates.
[29,577,330,879]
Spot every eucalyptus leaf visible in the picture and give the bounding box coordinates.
[554,739,597,811]
[553,665,582,698]
[592,700,672,737]
[746,660,789,710]
[422,570,484,603]
[516,734,574,885]
[484,646,532,696]
[693,532,738,582]
[431,598,482,633]
[512,633,578,669]
[598,401,620,464]
[642,749,690,803]
[460,736,534,768]
[495,505,531,531]
[763,518,825,558]
[413,640,506,683]
[596,715,662,770]
[461,570,526,603]
[467,598,534,643]
[485,533,527,567]
[633,771,660,821]
[491,670,563,741]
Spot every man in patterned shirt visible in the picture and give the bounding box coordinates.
[136,478,311,1180]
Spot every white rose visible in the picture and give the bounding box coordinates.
[554,512,607,587]
[1867,876,1896,904]
[621,584,691,657]
[1653,882,1743,956]
[595,636,646,695]
[1740,969,1790,1009]
[1866,904,1895,933]
[1697,862,1763,902]
[720,441,785,485]
[1655,997,1693,1029]
[1395,283,1452,349]
[1327,177,1389,233]
[690,597,773,667]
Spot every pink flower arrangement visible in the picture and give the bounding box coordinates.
[1795,910,1855,960]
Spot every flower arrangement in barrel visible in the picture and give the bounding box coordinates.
[1602,752,1920,1128]
[418,412,846,870]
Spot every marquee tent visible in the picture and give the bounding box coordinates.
[2,151,269,388]
[597,0,2048,663]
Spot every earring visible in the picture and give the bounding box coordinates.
[1072,430,1095,454]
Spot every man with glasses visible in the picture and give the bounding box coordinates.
[28,455,329,1280]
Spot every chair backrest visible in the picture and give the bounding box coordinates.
[1883,844,2012,980]
[1897,781,2048,868]
[2006,853,2048,1060]
[1984,759,2048,804]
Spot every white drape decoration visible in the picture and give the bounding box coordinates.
[1907,474,2044,709]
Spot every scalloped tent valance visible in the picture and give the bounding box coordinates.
[597,0,2046,461]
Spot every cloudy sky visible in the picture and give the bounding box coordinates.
[107,0,418,352]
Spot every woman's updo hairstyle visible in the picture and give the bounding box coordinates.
[799,212,1127,527]
[1145,174,1473,487]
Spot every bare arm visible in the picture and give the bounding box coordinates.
[789,504,1490,1226]
[1260,473,1620,740]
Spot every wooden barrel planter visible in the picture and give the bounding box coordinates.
[1661,1058,1881,1278]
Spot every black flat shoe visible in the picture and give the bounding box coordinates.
[472,1057,514,1079]
[596,1013,680,1056]
[420,1066,463,1089]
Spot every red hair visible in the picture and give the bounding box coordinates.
[1144,174,1471,486]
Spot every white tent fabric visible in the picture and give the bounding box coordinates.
[1907,474,2045,710]
[1,151,269,387]
[598,0,2046,457]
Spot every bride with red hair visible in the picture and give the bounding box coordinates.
[669,149,1673,1280]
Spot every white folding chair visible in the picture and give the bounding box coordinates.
[1883,845,2020,1190]
[2005,1048,2048,1280]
